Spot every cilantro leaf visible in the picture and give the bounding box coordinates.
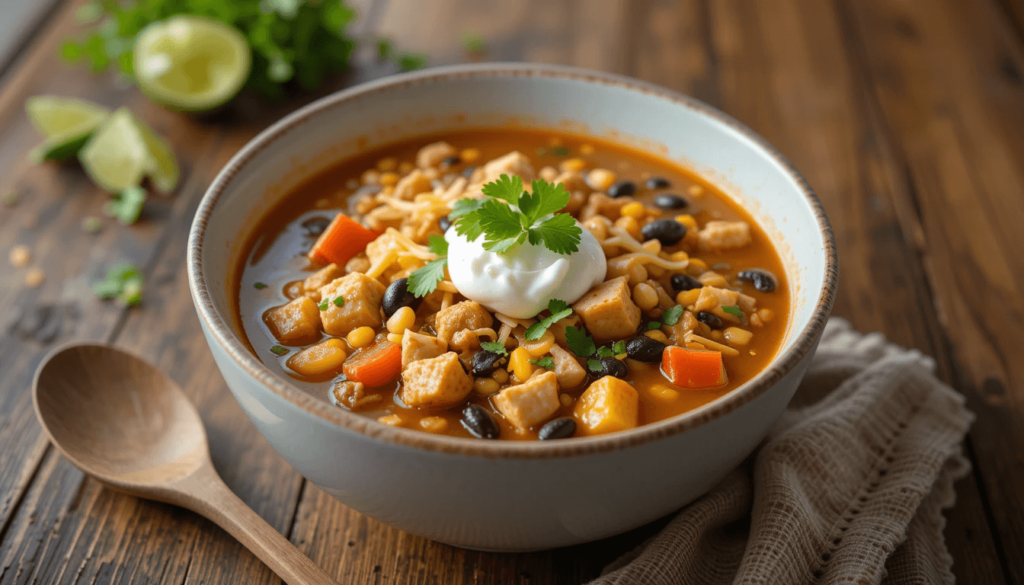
[93,262,143,307]
[530,356,554,369]
[254,282,268,289]
[527,213,581,255]
[449,197,484,219]
[408,258,448,297]
[104,186,146,225]
[270,345,289,356]
[565,326,596,357]
[484,231,528,253]
[722,305,745,322]
[612,340,626,355]
[427,235,448,256]
[596,346,614,358]
[318,299,329,311]
[333,296,345,307]
[480,341,508,355]
[663,305,684,326]
[481,174,523,206]
[520,180,570,223]
[397,53,428,71]
[524,299,574,340]
[647,321,662,330]
[587,359,603,372]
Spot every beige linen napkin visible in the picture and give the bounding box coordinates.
[591,318,974,585]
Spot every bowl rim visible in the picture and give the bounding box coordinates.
[187,62,838,459]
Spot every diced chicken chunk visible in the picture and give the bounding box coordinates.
[549,344,586,389]
[435,301,493,346]
[698,221,752,251]
[401,329,448,367]
[365,230,399,267]
[317,272,386,337]
[393,169,433,200]
[574,376,639,436]
[401,352,472,408]
[302,263,344,300]
[480,151,535,184]
[416,141,457,169]
[579,193,630,222]
[572,276,641,342]
[264,297,322,344]
[493,371,560,431]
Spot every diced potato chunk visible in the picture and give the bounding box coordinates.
[573,376,640,436]
[480,151,535,183]
[401,329,448,367]
[572,276,641,342]
[698,221,751,251]
[302,263,344,301]
[549,345,586,389]
[401,352,472,408]
[264,297,322,344]
[434,301,493,345]
[287,339,347,376]
[416,141,457,169]
[317,272,386,337]
[492,371,560,431]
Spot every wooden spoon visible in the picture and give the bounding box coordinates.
[32,343,337,585]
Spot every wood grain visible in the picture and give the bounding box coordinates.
[0,0,1020,582]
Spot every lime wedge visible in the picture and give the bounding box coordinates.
[25,96,110,162]
[79,108,149,193]
[133,16,251,112]
[137,119,179,194]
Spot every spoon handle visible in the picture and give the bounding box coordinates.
[182,464,337,585]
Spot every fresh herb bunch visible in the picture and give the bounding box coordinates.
[62,0,426,100]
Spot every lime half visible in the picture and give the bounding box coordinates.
[26,96,110,162]
[134,16,251,112]
[79,108,149,193]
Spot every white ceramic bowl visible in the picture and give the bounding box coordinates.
[188,63,837,551]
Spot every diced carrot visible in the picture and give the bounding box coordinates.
[308,213,379,266]
[343,338,402,387]
[661,346,728,389]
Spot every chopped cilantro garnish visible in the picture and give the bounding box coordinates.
[454,174,582,256]
[596,346,613,358]
[103,185,146,225]
[524,299,573,340]
[318,299,328,311]
[530,356,554,369]
[612,340,626,355]
[408,257,448,298]
[722,305,745,322]
[333,296,345,307]
[397,53,428,71]
[647,321,662,330]
[270,345,289,356]
[426,234,449,256]
[94,262,144,307]
[565,326,596,358]
[376,38,393,59]
[550,146,569,156]
[254,282,268,290]
[587,359,603,372]
[662,305,684,326]
[480,341,508,355]
[449,197,484,219]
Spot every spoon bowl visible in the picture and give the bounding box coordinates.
[33,343,337,585]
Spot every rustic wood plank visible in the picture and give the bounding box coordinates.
[839,0,1024,581]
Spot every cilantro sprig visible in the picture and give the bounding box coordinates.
[455,174,582,255]
[530,356,554,369]
[524,299,573,340]
[480,341,507,355]
[408,235,449,298]
[721,305,746,323]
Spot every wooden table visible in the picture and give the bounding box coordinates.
[1,0,1021,583]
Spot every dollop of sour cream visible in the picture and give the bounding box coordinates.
[445,222,607,319]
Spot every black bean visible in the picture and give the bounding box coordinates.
[641,219,687,246]
[382,278,422,319]
[607,180,637,198]
[625,336,667,362]
[461,165,477,178]
[440,155,461,169]
[462,405,500,439]
[591,357,629,379]
[697,311,723,329]
[538,417,577,440]
[472,350,506,376]
[670,273,703,292]
[737,269,778,292]
[654,194,688,210]
[301,216,331,237]
[646,176,671,190]
[438,216,452,232]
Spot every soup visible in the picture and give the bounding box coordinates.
[235,129,789,441]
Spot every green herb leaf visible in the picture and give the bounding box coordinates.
[461,33,487,55]
[254,282,268,289]
[530,356,554,369]
[397,53,428,71]
[551,146,569,156]
[596,346,614,358]
[333,296,345,307]
[524,299,574,340]
[427,235,448,256]
[480,341,507,355]
[587,359,603,372]
[376,38,393,59]
[612,340,626,355]
[526,213,581,255]
[722,305,745,322]
[481,174,523,206]
[408,257,448,297]
[93,262,143,307]
[318,299,329,311]
[662,305,684,326]
[565,326,596,358]
[647,321,662,330]
[103,186,146,225]
[270,345,289,356]
[448,197,485,219]
[519,179,569,224]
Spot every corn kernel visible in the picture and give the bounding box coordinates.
[491,368,509,384]
[420,416,448,433]
[560,158,587,172]
[387,333,403,344]
[688,185,704,197]
[750,313,763,327]
[614,216,643,241]
[387,306,416,334]
[758,308,775,322]
[559,393,574,408]
[676,289,701,307]
[579,144,595,155]
[587,168,617,192]
[646,384,680,404]
[508,347,535,382]
[724,327,753,346]
[633,283,659,312]
[379,171,400,187]
[641,238,661,253]
[627,262,648,287]
[287,339,347,376]
[461,148,481,163]
[474,377,500,395]
[670,251,689,262]
[675,214,698,231]
[378,414,403,426]
[361,169,380,185]
[522,330,555,357]
[377,157,398,171]
[645,330,670,344]
[584,218,608,240]
[620,202,646,220]
[539,166,558,181]
[347,326,375,349]
[687,259,708,275]
[698,272,730,288]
